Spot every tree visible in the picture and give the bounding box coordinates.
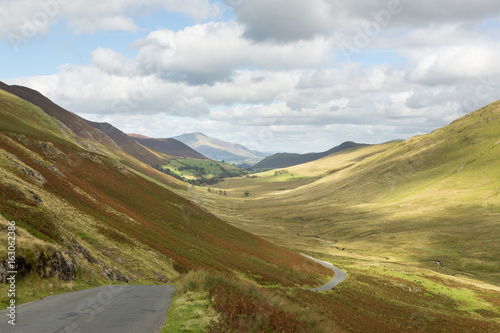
[208,188,212,193]
[244,191,250,197]
[223,190,227,196]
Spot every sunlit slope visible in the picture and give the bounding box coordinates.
[284,101,500,204]
[0,87,330,290]
[237,101,500,283]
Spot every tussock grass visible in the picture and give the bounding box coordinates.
[168,270,337,333]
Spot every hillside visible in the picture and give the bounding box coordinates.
[188,101,500,331]
[208,100,500,284]
[251,141,369,170]
[2,83,499,332]
[85,120,165,165]
[173,132,268,163]
[128,134,208,159]
[0,84,332,311]
[0,82,186,190]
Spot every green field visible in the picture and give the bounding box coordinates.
[154,157,247,185]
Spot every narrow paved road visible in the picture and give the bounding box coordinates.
[0,285,175,333]
[301,254,347,291]
[188,184,202,202]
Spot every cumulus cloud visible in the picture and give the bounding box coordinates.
[132,22,330,84]
[232,0,500,42]
[5,0,500,152]
[401,26,500,85]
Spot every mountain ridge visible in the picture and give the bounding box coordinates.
[251,141,369,170]
[128,134,208,160]
[172,132,268,162]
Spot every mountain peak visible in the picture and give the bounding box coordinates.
[172,132,268,163]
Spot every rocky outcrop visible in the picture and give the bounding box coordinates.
[1,151,47,186]
[1,251,76,283]
[40,252,76,281]
[102,265,129,282]
[0,263,7,283]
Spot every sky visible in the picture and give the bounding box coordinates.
[1,0,500,153]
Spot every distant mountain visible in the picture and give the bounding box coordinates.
[172,132,268,162]
[251,141,369,170]
[128,134,208,160]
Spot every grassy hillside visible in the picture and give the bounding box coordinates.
[186,101,500,331]
[129,134,208,159]
[204,102,500,283]
[0,86,333,320]
[85,120,165,165]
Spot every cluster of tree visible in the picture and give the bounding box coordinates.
[152,165,185,182]
[153,162,248,186]
[274,169,289,175]
[189,176,224,186]
[177,165,208,178]
[245,175,259,178]
[208,188,227,196]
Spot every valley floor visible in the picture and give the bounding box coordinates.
[177,147,500,332]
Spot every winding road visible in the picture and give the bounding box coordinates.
[301,254,347,291]
[0,285,175,333]
[188,184,202,202]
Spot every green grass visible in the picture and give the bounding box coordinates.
[195,101,500,284]
[0,265,105,309]
[177,102,500,330]
[157,157,247,184]
[161,263,500,333]
[161,290,216,333]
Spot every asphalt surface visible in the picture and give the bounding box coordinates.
[0,285,175,333]
[301,254,347,291]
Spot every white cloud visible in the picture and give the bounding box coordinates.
[232,0,500,42]
[5,1,500,153]
[91,47,131,75]
[133,22,330,84]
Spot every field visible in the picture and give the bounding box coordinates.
[155,157,247,185]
